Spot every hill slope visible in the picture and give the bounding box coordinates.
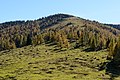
[0,14,120,79]
[0,13,119,51]
[0,44,111,80]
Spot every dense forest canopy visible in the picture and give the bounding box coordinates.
[0,13,120,63]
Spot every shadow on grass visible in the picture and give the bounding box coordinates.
[45,42,56,46]
[82,47,102,52]
[82,48,95,52]
[99,60,120,80]
[53,46,68,52]
[106,60,120,80]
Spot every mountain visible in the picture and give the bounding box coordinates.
[0,14,120,79]
[105,24,120,30]
[0,13,119,51]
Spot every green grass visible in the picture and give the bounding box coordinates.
[0,44,116,80]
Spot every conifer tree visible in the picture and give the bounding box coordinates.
[90,34,96,51]
[27,34,32,45]
[79,31,84,46]
[57,33,69,49]
[32,35,38,45]
[108,39,116,59]
[57,34,63,48]
[112,37,120,62]
[20,35,24,47]
[37,34,44,44]
[10,40,16,49]
[61,34,70,48]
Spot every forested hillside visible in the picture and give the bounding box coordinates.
[0,14,119,51]
[105,24,120,30]
[0,14,120,61]
[0,14,120,79]
[0,14,73,50]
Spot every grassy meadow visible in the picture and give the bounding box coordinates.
[0,44,119,80]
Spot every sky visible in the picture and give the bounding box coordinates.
[0,0,120,24]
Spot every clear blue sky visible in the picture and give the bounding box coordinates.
[0,0,120,24]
